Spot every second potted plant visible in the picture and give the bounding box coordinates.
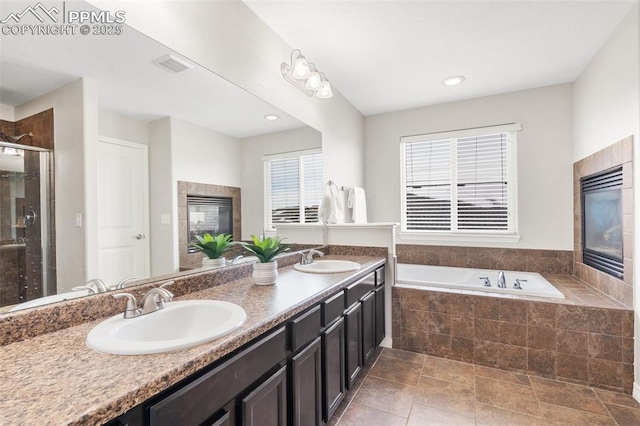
[190,233,236,269]
[240,235,291,285]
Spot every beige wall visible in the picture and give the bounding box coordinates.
[98,109,150,146]
[364,84,574,250]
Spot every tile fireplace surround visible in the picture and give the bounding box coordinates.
[573,136,634,308]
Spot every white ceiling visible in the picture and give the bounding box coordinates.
[0,2,304,139]
[245,0,637,116]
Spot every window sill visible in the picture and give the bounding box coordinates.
[398,231,521,245]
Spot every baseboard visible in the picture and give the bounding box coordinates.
[380,337,393,348]
[633,383,640,402]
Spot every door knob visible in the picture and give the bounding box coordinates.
[133,233,144,240]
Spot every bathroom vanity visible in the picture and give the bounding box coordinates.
[107,263,386,426]
[0,254,386,425]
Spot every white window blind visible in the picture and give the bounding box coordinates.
[266,151,323,228]
[402,126,517,234]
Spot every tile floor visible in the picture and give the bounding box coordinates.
[330,348,640,425]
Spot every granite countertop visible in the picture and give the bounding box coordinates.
[0,255,385,425]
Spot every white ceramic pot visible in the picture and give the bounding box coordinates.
[202,257,226,269]
[252,261,278,285]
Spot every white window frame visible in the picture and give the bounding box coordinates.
[263,148,323,231]
[399,123,521,244]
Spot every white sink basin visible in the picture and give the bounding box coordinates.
[294,260,361,274]
[86,300,247,355]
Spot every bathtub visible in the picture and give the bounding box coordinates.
[396,264,565,299]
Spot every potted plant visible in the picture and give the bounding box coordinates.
[240,235,291,285]
[190,233,236,269]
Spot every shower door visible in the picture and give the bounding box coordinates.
[0,143,53,307]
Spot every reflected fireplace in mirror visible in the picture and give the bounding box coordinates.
[187,196,233,253]
[581,166,623,278]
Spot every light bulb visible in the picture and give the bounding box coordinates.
[316,81,333,99]
[442,76,465,86]
[305,72,322,91]
[293,57,310,80]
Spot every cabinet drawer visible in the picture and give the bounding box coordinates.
[148,327,287,426]
[375,266,385,287]
[289,305,322,353]
[322,291,344,327]
[345,273,375,308]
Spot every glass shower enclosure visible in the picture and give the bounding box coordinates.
[0,141,53,308]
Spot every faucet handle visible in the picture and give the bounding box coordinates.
[514,279,527,290]
[71,285,97,295]
[159,280,175,299]
[479,276,491,287]
[113,293,141,318]
[114,276,137,290]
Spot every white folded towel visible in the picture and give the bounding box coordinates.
[318,181,345,224]
[347,187,368,224]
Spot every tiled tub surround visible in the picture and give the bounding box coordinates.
[397,244,573,275]
[393,276,634,393]
[573,136,634,308]
[0,253,385,424]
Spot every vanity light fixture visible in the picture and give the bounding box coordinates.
[281,49,333,99]
[263,114,280,121]
[442,75,466,86]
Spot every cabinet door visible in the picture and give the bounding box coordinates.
[322,317,345,422]
[241,366,287,426]
[361,291,376,363]
[374,286,385,347]
[344,303,362,389]
[290,337,322,426]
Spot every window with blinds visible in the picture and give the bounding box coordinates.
[402,126,517,234]
[265,151,323,229]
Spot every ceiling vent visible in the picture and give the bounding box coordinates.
[153,54,193,74]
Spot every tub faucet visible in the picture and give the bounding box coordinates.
[497,271,506,288]
[301,249,325,265]
[479,276,491,287]
[514,278,527,290]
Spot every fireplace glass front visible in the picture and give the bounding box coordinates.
[581,166,623,278]
[187,196,233,253]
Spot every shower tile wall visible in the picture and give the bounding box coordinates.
[573,136,634,308]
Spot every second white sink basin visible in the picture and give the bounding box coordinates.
[86,300,247,355]
[294,260,361,274]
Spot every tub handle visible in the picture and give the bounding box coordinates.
[479,276,491,287]
[514,279,527,290]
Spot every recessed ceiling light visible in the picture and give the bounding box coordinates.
[442,76,465,86]
[264,114,280,121]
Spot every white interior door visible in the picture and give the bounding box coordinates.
[97,138,150,286]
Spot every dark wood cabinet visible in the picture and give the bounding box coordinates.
[374,286,385,347]
[241,366,287,426]
[361,291,376,362]
[322,317,345,422]
[290,337,322,426]
[344,302,363,389]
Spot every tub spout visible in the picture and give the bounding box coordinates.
[497,271,506,288]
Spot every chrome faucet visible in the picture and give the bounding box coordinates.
[113,281,175,318]
[72,278,110,294]
[479,276,491,287]
[497,271,506,288]
[300,249,325,265]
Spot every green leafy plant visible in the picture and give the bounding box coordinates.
[240,235,291,263]
[190,233,236,259]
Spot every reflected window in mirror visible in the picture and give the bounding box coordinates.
[264,149,323,230]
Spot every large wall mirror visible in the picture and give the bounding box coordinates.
[0,0,322,313]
